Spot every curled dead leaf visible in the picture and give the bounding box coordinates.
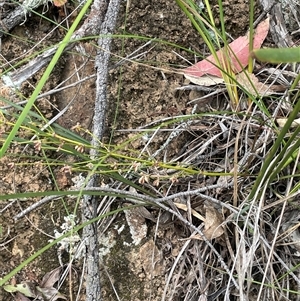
[189,205,224,241]
[236,72,275,96]
[203,205,224,240]
[40,266,62,288]
[174,203,224,240]
[184,74,224,86]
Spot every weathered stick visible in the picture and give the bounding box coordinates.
[81,0,120,300]
[0,6,26,38]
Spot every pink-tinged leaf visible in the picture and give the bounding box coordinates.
[253,18,270,49]
[184,18,270,78]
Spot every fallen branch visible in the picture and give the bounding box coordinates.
[13,183,237,220]
[81,0,121,300]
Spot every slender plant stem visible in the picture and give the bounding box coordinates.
[248,0,255,73]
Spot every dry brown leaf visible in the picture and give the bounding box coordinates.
[188,206,224,241]
[236,72,275,96]
[203,206,224,239]
[174,202,206,222]
[276,117,300,128]
[174,203,224,240]
[184,74,224,86]
[40,266,62,288]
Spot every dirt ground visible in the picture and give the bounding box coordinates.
[1,0,300,300]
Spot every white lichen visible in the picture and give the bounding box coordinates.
[21,0,51,24]
[49,214,83,266]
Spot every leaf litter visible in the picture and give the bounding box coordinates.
[4,267,66,301]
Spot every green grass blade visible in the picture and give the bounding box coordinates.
[248,97,300,200]
[248,0,255,72]
[252,47,300,63]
